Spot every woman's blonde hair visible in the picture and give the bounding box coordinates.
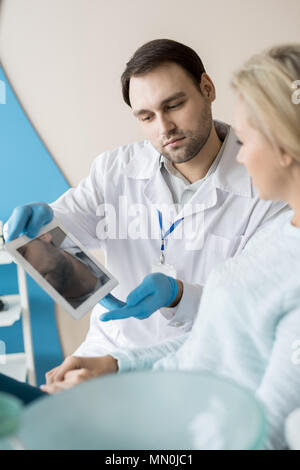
[231,44,300,162]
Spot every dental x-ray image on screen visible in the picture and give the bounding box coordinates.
[5,219,118,320]
[17,227,109,308]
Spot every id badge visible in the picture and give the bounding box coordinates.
[151,261,177,278]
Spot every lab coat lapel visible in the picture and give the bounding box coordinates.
[175,179,218,221]
[122,141,175,224]
[143,169,175,208]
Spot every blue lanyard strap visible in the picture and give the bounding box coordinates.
[157,209,184,252]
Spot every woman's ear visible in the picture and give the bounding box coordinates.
[278,150,294,168]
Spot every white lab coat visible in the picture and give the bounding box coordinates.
[50,124,288,356]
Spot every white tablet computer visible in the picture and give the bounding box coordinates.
[4,218,118,320]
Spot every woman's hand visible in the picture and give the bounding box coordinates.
[41,355,118,394]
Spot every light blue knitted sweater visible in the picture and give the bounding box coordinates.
[111,212,300,449]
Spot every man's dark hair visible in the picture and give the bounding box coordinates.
[121,39,206,107]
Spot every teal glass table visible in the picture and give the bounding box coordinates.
[0,370,267,450]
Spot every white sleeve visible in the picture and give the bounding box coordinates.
[110,334,188,373]
[50,153,109,250]
[255,298,300,450]
[159,282,203,332]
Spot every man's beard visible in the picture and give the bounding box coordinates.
[160,104,213,164]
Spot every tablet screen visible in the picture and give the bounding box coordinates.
[17,226,110,309]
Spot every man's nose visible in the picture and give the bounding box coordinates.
[157,114,176,137]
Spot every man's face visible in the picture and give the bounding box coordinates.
[129,62,214,164]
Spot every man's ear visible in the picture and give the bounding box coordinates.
[199,73,216,102]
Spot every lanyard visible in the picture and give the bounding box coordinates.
[157,209,184,264]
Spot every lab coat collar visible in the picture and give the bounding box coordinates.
[123,121,253,199]
[143,164,219,218]
[212,121,253,198]
[123,141,159,180]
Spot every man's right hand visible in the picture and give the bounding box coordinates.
[4,202,54,242]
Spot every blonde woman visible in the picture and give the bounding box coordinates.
[40,44,300,449]
[1,45,300,449]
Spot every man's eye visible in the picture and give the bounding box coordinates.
[141,116,153,122]
[167,102,183,110]
[236,139,243,146]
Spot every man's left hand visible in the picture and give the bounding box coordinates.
[99,273,183,321]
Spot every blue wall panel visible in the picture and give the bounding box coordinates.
[0,65,70,385]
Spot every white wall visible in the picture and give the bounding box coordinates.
[1,0,300,187]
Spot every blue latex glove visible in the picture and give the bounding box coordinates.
[4,202,54,242]
[99,293,126,310]
[99,273,178,321]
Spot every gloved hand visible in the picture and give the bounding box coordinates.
[99,293,126,310]
[99,273,179,321]
[4,202,54,242]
